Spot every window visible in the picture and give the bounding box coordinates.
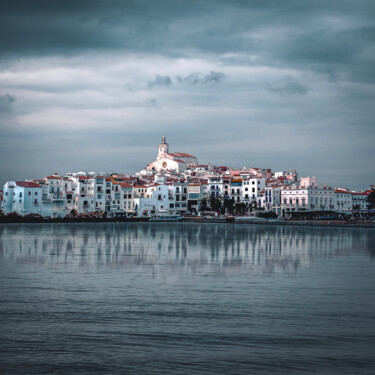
[35,192,38,196]
[28,191,31,196]
[252,188,255,193]
[34,199,38,204]
[19,192,22,198]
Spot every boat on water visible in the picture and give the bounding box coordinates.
[149,213,183,222]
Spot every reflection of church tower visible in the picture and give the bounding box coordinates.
[158,136,169,158]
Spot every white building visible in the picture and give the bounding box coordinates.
[2,181,42,215]
[241,178,265,207]
[133,184,175,217]
[281,186,334,217]
[351,191,369,210]
[334,188,353,212]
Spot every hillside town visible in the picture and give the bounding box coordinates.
[1,137,374,219]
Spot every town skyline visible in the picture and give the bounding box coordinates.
[0,133,373,192]
[1,136,372,220]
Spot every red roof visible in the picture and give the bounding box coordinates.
[118,182,132,188]
[16,181,41,188]
[335,188,350,193]
[46,176,62,180]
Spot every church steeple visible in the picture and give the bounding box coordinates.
[158,135,169,158]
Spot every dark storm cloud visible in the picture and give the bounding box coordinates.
[0,93,16,113]
[148,75,173,88]
[2,1,374,69]
[0,0,374,87]
[267,77,309,95]
[177,71,227,84]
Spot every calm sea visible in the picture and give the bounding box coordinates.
[0,223,375,374]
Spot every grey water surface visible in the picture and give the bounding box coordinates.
[0,223,375,375]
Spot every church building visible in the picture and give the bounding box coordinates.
[147,136,198,172]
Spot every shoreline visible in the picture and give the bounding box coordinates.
[0,216,374,229]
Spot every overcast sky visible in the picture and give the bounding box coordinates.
[0,0,374,190]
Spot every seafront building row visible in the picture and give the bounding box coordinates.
[0,137,372,218]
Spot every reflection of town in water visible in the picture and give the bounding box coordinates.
[0,223,374,275]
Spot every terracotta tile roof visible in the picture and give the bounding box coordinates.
[118,183,132,188]
[16,181,41,188]
[174,152,195,158]
[46,176,62,180]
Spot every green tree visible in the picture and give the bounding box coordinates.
[235,202,247,214]
[209,194,223,212]
[223,197,235,214]
[200,197,209,211]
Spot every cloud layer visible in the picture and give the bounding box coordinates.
[0,0,374,189]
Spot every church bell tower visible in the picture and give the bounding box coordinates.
[158,136,169,158]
